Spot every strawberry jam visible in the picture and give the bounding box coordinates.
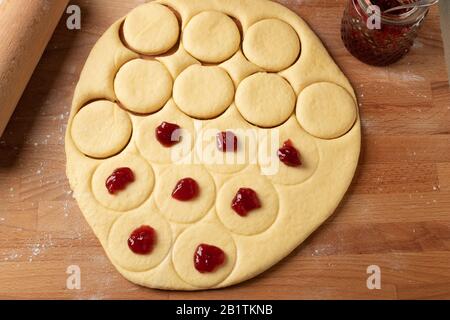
[155,121,181,147]
[231,187,261,216]
[128,225,156,255]
[216,131,238,152]
[194,244,225,273]
[105,167,135,194]
[172,177,199,201]
[277,139,301,167]
[341,0,428,66]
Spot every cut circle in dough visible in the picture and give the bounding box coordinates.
[114,59,173,114]
[123,2,179,55]
[108,210,172,272]
[136,100,195,165]
[296,82,357,139]
[92,154,154,212]
[172,221,236,288]
[258,116,319,185]
[173,65,234,119]
[183,11,240,63]
[195,106,257,174]
[235,73,296,128]
[71,100,132,158]
[216,169,279,235]
[243,19,300,72]
[155,165,215,224]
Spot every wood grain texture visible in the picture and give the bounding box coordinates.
[0,0,449,300]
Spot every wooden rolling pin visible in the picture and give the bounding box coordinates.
[0,0,69,137]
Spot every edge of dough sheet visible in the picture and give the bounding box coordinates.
[65,0,361,291]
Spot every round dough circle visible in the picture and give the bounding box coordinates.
[172,222,236,288]
[92,154,154,212]
[155,165,215,223]
[296,82,357,139]
[183,11,240,63]
[216,170,279,235]
[243,19,300,71]
[235,73,296,127]
[173,65,234,119]
[108,210,172,272]
[114,59,173,114]
[123,3,179,55]
[136,101,195,164]
[258,116,319,185]
[71,100,132,158]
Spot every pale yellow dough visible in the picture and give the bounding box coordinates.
[114,59,172,114]
[66,0,361,291]
[243,19,300,72]
[183,11,241,63]
[173,65,234,119]
[235,72,296,127]
[71,100,132,158]
[297,82,357,139]
[123,2,179,55]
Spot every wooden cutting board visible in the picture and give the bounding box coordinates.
[0,0,449,299]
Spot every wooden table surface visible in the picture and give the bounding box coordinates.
[0,0,449,300]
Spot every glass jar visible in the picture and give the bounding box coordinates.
[341,0,429,66]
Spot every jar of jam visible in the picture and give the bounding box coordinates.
[341,0,429,66]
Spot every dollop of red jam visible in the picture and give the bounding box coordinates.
[128,225,156,255]
[105,167,135,195]
[194,243,225,273]
[216,131,238,152]
[231,187,261,216]
[277,139,301,167]
[172,177,199,201]
[155,121,181,147]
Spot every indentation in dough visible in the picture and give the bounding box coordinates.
[296,82,357,139]
[195,106,257,174]
[108,210,172,272]
[258,116,319,185]
[219,50,262,86]
[243,19,300,72]
[71,100,132,158]
[155,165,215,224]
[156,45,200,78]
[136,100,195,165]
[183,11,240,63]
[92,154,154,212]
[216,168,279,235]
[123,2,180,55]
[114,59,173,114]
[172,221,236,288]
[235,73,296,128]
[173,65,234,119]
